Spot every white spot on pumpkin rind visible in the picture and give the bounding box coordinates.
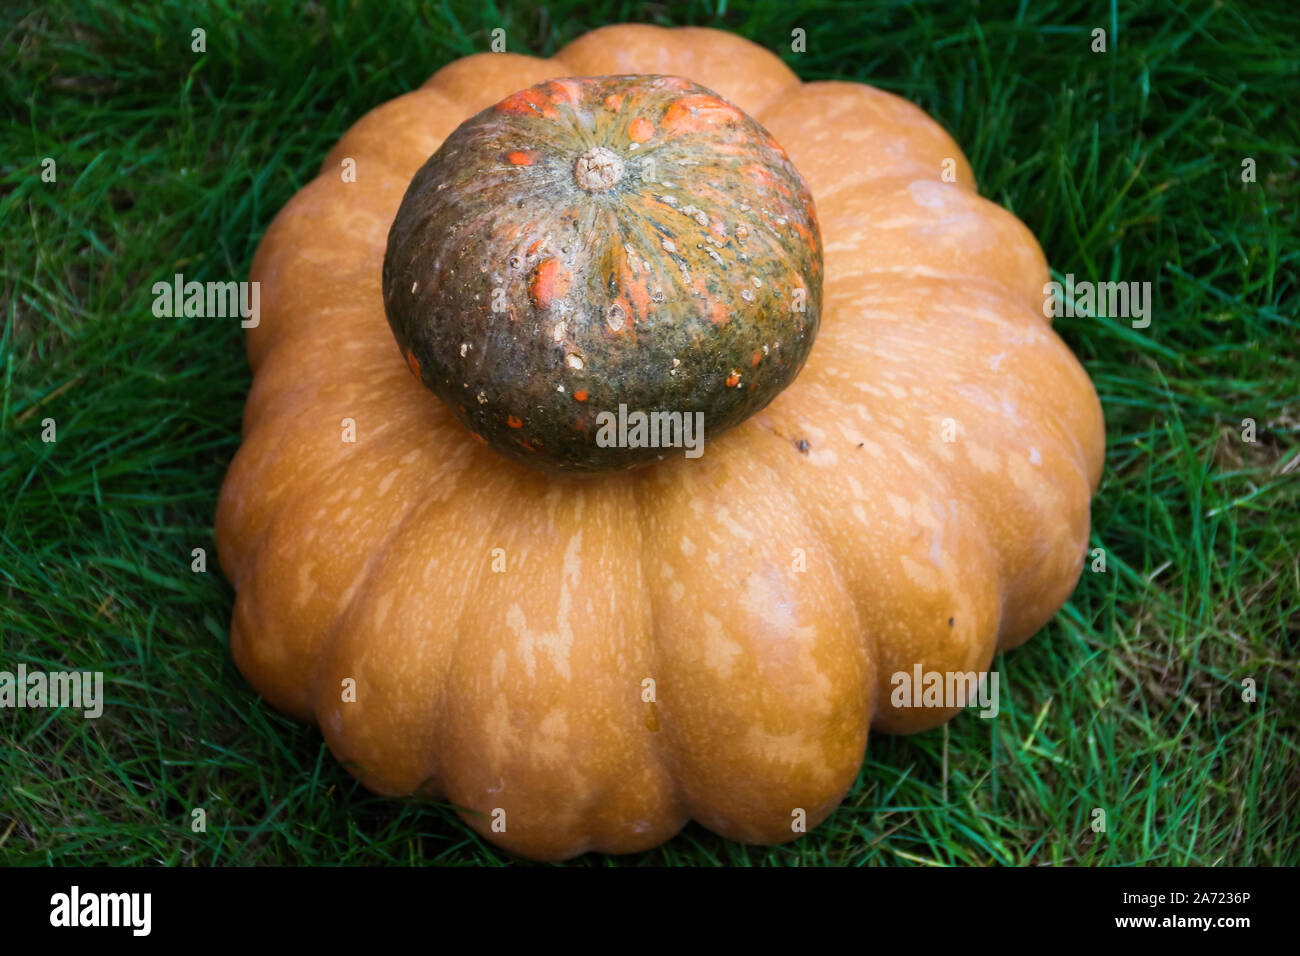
[701,611,743,679]
[807,446,839,467]
[373,591,394,629]
[505,533,580,682]
[294,562,316,608]
[886,493,912,520]
[533,709,571,765]
[967,444,999,473]
[900,553,939,589]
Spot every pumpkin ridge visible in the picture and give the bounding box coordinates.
[243,172,402,370]
[626,466,693,845]
[757,81,979,202]
[815,175,1049,316]
[320,458,511,797]
[789,278,1096,650]
[741,395,962,730]
[628,437,871,838]
[305,463,459,739]
[586,473,690,852]
[726,410,877,716]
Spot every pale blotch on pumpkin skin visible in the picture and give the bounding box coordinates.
[701,612,744,680]
[966,443,1000,473]
[532,709,571,767]
[885,492,911,521]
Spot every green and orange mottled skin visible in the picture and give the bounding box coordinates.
[382,74,823,473]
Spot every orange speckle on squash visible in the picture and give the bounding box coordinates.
[544,78,582,105]
[741,163,777,189]
[603,92,624,112]
[764,134,789,158]
[507,415,523,429]
[628,117,654,143]
[710,301,730,326]
[528,258,571,308]
[496,87,556,118]
[790,218,814,245]
[526,239,543,256]
[661,95,742,135]
[573,389,588,402]
[751,351,762,366]
[725,371,741,388]
[507,150,536,166]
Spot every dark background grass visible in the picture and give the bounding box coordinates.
[1,0,1297,864]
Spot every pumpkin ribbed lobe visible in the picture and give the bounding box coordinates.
[382,74,823,474]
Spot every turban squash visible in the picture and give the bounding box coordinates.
[216,24,1105,860]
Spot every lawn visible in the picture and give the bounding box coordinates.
[1,0,1296,865]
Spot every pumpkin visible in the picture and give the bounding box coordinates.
[216,24,1105,860]
[383,74,823,472]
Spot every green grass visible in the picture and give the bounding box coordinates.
[2,0,1296,865]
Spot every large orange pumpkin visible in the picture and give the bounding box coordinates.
[216,24,1105,860]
